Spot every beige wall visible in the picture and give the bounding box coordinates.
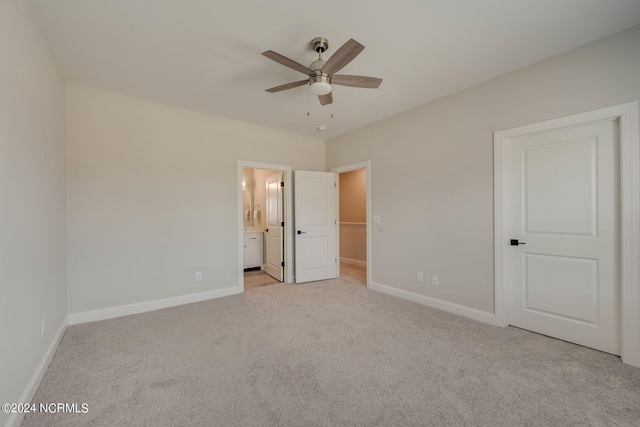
[242,168,254,226]
[240,168,272,231]
[242,168,254,191]
[339,169,366,223]
[340,224,367,263]
[0,1,67,425]
[66,85,324,314]
[251,168,271,266]
[339,169,367,263]
[252,168,273,232]
[326,25,640,313]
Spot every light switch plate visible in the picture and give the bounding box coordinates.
[373,215,381,224]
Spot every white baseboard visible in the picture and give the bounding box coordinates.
[6,317,68,427]
[369,281,496,326]
[68,286,242,325]
[340,257,367,267]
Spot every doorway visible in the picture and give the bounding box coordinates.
[238,161,293,291]
[332,161,372,287]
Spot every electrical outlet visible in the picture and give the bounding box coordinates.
[416,272,423,282]
[41,318,45,337]
[195,272,202,281]
[432,275,439,286]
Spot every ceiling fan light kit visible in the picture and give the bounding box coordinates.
[262,37,382,106]
[309,75,331,95]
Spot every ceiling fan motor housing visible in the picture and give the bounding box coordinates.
[308,59,324,72]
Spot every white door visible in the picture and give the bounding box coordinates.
[294,170,338,283]
[506,120,620,354]
[265,172,284,281]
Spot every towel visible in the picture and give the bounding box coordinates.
[253,209,261,220]
[245,210,250,221]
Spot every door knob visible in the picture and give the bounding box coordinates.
[510,239,526,246]
[297,230,306,234]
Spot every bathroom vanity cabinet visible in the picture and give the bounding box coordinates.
[243,232,263,269]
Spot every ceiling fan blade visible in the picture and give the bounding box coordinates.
[262,50,314,76]
[321,39,365,76]
[318,92,333,106]
[265,80,309,93]
[331,75,382,89]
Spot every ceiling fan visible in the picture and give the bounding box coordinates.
[262,37,382,106]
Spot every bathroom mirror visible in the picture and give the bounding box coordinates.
[242,190,253,224]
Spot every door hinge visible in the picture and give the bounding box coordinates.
[281,221,284,227]
[281,261,285,267]
[280,181,284,187]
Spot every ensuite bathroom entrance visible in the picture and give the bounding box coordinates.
[242,166,285,291]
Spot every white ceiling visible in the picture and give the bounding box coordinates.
[30,0,640,140]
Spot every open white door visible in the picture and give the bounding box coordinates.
[265,172,284,281]
[294,170,338,283]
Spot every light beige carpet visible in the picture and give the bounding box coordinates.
[23,278,640,426]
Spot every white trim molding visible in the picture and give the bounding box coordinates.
[68,286,241,325]
[331,161,372,287]
[370,281,496,325]
[494,101,640,367]
[6,317,68,427]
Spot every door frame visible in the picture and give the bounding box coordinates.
[238,161,293,290]
[494,102,640,367]
[331,161,372,287]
